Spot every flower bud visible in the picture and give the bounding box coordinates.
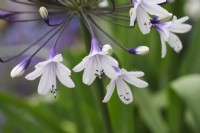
[128,46,149,55]
[10,57,31,78]
[39,6,49,24]
[102,44,112,54]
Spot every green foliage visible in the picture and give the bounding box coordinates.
[1,1,200,133]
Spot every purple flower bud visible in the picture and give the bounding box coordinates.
[128,46,149,55]
[90,38,101,54]
[10,57,31,78]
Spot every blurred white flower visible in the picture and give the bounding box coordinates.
[184,0,200,20]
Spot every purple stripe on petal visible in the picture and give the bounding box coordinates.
[112,66,120,73]
[48,48,56,59]
[90,38,101,54]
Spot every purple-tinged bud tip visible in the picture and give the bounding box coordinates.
[128,46,149,55]
[10,57,31,78]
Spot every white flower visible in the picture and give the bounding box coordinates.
[129,0,171,34]
[153,16,192,58]
[73,38,119,85]
[184,0,200,20]
[25,51,75,96]
[103,66,148,104]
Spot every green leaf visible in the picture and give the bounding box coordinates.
[170,74,200,132]
[135,89,169,133]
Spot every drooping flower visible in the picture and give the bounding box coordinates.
[73,38,119,85]
[152,16,192,58]
[129,0,171,34]
[103,66,148,104]
[25,48,75,96]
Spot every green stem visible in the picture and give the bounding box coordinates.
[95,79,113,133]
[80,19,113,133]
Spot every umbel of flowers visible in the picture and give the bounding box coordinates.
[0,0,191,104]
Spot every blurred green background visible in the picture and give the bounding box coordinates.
[0,0,200,133]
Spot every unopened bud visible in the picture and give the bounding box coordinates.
[102,44,112,54]
[128,46,149,55]
[10,57,31,78]
[39,6,49,24]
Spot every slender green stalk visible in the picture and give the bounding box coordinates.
[80,19,113,133]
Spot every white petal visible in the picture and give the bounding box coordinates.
[122,69,144,77]
[143,0,166,4]
[175,16,189,24]
[123,74,148,88]
[103,55,119,66]
[52,54,63,62]
[160,35,167,58]
[103,81,115,103]
[35,60,50,69]
[130,8,137,26]
[38,67,51,95]
[57,62,71,74]
[82,58,96,85]
[116,79,133,104]
[167,33,182,53]
[49,64,57,91]
[142,2,170,18]
[137,6,151,34]
[101,56,118,79]
[168,24,192,33]
[25,67,45,80]
[157,28,169,41]
[73,56,89,72]
[56,63,75,88]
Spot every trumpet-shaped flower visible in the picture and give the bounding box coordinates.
[152,16,192,58]
[129,0,171,34]
[73,38,119,85]
[25,49,75,96]
[103,66,148,104]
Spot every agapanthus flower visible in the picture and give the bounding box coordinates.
[152,16,192,58]
[25,48,75,96]
[73,38,119,85]
[0,0,191,103]
[129,0,171,34]
[103,66,148,104]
